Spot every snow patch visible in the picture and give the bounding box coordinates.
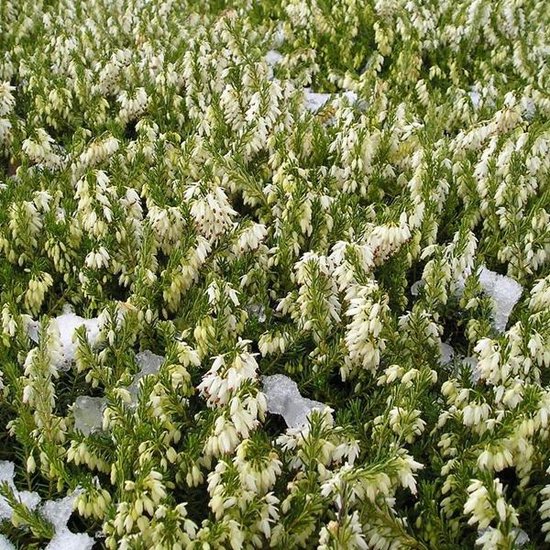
[439,342,455,365]
[25,304,135,370]
[304,90,331,112]
[73,396,106,436]
[456,266,523,332]
[73,350,165,433]
[26,311,101,370]
[265,50,283,80]
[262,374,325,428]
[127,350,165,402]
[410,280,424,296]
[461,356,480,384]
[469,90,481,108]
[0,534,15,549]
[303,89,358,112]
[0,460,41,521]
[246,303,266,323]
[41,491,94,550]
[478,267,523,332]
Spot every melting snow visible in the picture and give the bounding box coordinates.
[246,303,267,323]
[303,90,358,112]
[26,304,135,370]
[26,308,101,370]
[127,350,164,403]
[410,280,424,296]
[477,526,529,548]
[73,350,165,432]
[265,50,283,80]
[469,89,481,108]
[262,374,325,428]
[0,467,94,549]
[477,267,523,332]
[456,266,523,333]
[0,534,15,549]
[265,50,283,67]
[439,342,455,365]
[512,528,530,547]
[461,356,480,384]
[73,396,106,436]
[0,461,41,521]
[304,90,331,111]
[41,491,94,550]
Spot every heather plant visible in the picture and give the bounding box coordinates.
[0,0,549,548]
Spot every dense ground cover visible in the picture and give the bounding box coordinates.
[0,0,549,548]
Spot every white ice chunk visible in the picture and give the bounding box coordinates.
[0,498,12,521]
[26,304,134,370]
[304,90,331,112]
[469,90,481,108]
[0,534,15,549]
[73,396,106,436]
[439,342,455,365]
[262,374,325,428]
[135,350,164,377]
[478,267,523,332]
[456,266,522,333]
[18,490,41,512]
[265,50,283,80]
[462,356,480,384]
[0,461,41,520]
[477,527,528,548]
[410,280,424,296]
[265,50,283,66]
[520,97,536,121]
[0,461,15,489]
[41,491,94,550]
[52,314,101,369]
[303,89,359,112]
[512,528,529,547]
[56,207,66,221]
[0,461,16,520]
[127,350,164,402]
[246,303,266,323]
[26,312,101,370]
[41,493,76,531]
[25,317,39,342]
[45,532,95,550]
[272,24,285,48]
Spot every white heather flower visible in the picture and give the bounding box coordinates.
[343,282,388,379]
[462,401,491,428]
[187,184,237,242]
[0,118,12,144]
[0,82,15,116]
[85,247,110,269]
[464,481,493,530]
[464,478,518,535]
[79,135,119,168]
[231,223,267,255]
[234,439,282,494]
[396,451,423,495]
[318,511,368,550]
[198,348,258,407]
[388,407,426,443]
[258,331,289,356]
[22,128,63,168]
[118,87,149,122]
[204,415,240,457]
